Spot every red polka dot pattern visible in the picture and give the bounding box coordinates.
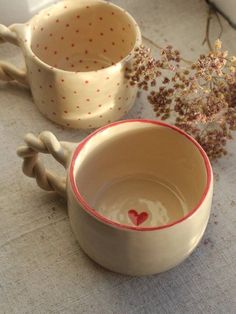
[30,1,138,73]
[27,0,140,128]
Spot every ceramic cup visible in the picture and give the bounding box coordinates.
[0,0,141,129]
[17,120,213,276]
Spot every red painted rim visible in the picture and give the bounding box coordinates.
[70,119,212,231]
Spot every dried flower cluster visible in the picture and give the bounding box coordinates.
[126,40,236,159]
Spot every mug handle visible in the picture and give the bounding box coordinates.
[17,131,76,199]
[0,24,29,86]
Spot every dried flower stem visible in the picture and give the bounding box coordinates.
[202,7,214,51]
[202,5,223,51]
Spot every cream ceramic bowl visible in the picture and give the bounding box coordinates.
[0,0,141,128]
[17,120,213,276]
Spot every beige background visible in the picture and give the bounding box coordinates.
[0,0,236,313]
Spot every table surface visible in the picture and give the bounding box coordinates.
[0,0,236,313]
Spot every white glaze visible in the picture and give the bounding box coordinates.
[17,120,213,275]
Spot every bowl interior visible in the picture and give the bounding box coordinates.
[30,1,139,72]
[72,121,209,228]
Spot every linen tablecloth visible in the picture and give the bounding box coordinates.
[0,0,235,313]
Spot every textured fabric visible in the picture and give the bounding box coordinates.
[0,0,236,313]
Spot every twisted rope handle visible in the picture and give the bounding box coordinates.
[17,131,71,198]
[0,24,18,45]
[0,24,29,86]
[0,61,29,85]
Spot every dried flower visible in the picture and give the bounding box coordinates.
[127,40,236,159]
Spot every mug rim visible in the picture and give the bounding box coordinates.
[24,0,142,74]
[70,119,212,231]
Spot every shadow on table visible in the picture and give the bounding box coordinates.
[0,80,31,97]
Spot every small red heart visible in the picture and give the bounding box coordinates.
[128,209,148,226]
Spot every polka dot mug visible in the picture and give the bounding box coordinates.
[0,0,141,128]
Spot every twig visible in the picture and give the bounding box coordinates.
[205,0,236,30]
[203,6,224,51]
[141,35,163,50]
[202,7,213,50]
[215,11,223,38]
